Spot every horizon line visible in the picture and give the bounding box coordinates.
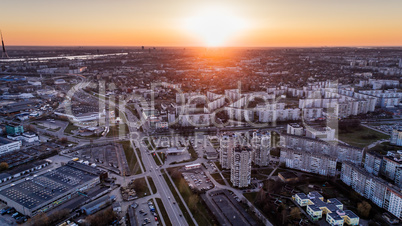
[5,45,402,49]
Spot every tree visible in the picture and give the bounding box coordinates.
[87,207,117,226]
[357,201,371,218]
[290,207,301,220]
[59,137,68,144]
[0,162,8,171]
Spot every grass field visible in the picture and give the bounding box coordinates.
[210,173,225,185]
[135,148,145,170]
[162,172,195,226]
[120,141,142,175]
[170,173,217,226]
[148,176,157,194]
[107,123,129,137]
[338,126,390,148]
[369,142,400,155]
[155,198,172,226]
[64,123,78,134]
[153,153,162,166]
[134,177,150,198]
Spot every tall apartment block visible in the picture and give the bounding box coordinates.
[219,134,234,169]
[231,146,252,188]
[251,132,271,166]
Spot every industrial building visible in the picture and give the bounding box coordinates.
[0,161,104,217]
[0,137,22,155]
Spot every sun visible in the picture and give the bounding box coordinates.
[185,7,246,47]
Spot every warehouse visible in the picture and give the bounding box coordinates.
[0,161,103,217]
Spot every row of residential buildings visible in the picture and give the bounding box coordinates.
[341,161,402,219]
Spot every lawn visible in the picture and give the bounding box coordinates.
[368,142,400,155]
[155,198,172,226]
[170,172,217,226]
[243,192,258,203]
[210,173,225,185]
[148,176,157,194]
[153,153,162,166]
[157,152,166,164]
[162,172,195,226]
[136,148,145,171]
[107,123,129,137]
[120,141,142,175]
[132,177,150,198]
[64,123,78,134]
[338,126,390,148]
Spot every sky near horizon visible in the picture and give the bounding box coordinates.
[1,0,402,47]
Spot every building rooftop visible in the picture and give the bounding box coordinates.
[0,162,100,210]
[328,212,343,221]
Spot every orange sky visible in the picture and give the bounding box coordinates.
[1,0,402,47]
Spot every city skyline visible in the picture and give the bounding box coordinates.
[1,0,402,47]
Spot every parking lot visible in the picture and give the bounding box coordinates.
[183,171,214,191]
[132,199,160,226]
[202,161,218,174]
[0,203,25,225]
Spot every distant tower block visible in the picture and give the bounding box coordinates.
[399,59,402,68]
[1,30,9,58]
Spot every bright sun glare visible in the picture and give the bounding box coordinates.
[185,8,246,47]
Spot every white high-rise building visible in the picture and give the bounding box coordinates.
[252,132,271,166]
[219,135,234,169]
[231,146,252,188]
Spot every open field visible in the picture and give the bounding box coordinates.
[338,126,390,148]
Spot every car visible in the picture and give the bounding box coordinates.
[168,197,170,199]
[179,214,182,217]
[16,216,28,224]
[143,213,148,216]
[155,217,158,221]
[7,208,16,214]
[173,202,176,204]
[1,207,11,215]
[12,212,20,218]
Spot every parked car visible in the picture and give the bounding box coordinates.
[1,207,11,215]
[16,216,28,224]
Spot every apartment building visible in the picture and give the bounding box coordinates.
[391,129,402,146]
[287,123,304,136]
[341,161,402,218]
[280,148,337,176]
[280,134,363,164]
[364,152,383,176]
[231,146,252,188]
[251,132,271,166]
